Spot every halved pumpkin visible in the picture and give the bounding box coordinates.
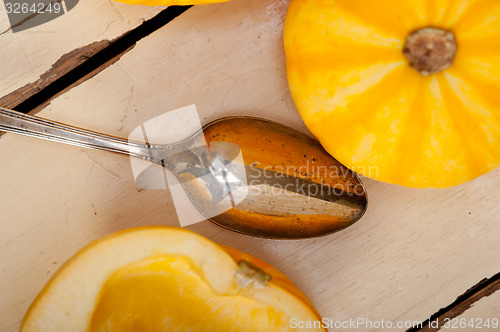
[21,227,325,331]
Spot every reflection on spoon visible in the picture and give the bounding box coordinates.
[194,117,368,238]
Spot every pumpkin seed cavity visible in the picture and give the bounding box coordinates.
[237,260,271,289]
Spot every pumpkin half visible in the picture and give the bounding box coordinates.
[284,0,500,188]
[113,0,230,6]
[21,227,325,331]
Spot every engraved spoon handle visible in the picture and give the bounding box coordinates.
[0,107,163,164]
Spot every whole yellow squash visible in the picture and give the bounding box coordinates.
[114,0,230,5]
[284,0,500,188]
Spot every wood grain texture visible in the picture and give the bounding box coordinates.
[0,0,499,331]
[413,274,500,331]
[0,0,163,98]
[0,6,191,114]
[0,40,112,110]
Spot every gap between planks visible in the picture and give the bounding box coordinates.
[408,272,500,332]
[0,2,498,329]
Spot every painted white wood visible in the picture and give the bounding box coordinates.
[0,0,164,97]
[0,0,499,331]
[440,292,499,331]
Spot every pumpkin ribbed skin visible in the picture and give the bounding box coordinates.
[284,0,500,188]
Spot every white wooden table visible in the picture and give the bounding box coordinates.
[0,1,499,331]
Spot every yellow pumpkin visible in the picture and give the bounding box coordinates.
[21,227,325,331]
[113,0,230,5]
[284,0,500,188]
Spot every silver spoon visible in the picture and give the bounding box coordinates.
[0,107,367,238]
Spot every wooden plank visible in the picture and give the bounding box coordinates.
[0,39,114,110]
[0,0,499,331]
[0,0,164,99]
[0,6,190,113]
[413,273,500,331]
[439,292,499,332]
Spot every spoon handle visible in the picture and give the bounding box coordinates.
[0,107,161,163]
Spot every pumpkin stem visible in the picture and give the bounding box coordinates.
[403,27,457,76]
[236,260,271,288]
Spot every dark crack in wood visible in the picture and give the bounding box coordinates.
[0,40,111,111]
[0,5,191,115]
[407,272,500,332]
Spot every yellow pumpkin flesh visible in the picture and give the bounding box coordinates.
[284,0,500,188]
[21,227,325,331]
